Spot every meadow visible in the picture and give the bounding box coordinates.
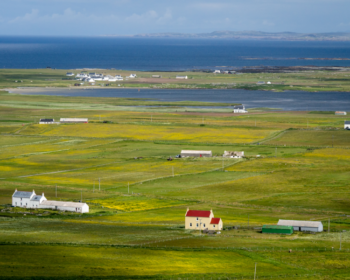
[0,91,350,279]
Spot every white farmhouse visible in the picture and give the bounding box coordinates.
[213,70,221,74]
[12,189,46,208]
[129,74,137,78]
[277,219,323,232]
[66,72,74,77]
[39,118,55,124]
[12,189,89,213]
[233,105,248,113]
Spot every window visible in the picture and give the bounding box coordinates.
[20,203,22,206]
[196,223,199,227]
[213,225,215,228]
[196,217,198,221]
[203,224,206,227]
[190,223,192,227]
[15,202,17,205]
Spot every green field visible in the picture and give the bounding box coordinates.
[0,90,350,279]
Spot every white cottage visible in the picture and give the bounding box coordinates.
[12,189,89,213]
[12,189,47,208]
[277,219,323,232]
[233,105,248,113]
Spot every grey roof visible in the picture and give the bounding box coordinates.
[345,121,350,124]
[12,191,33,198]
[40,200,87,208]
[40,119,54,122]
[30,195,43,201]
[278,219,322,228]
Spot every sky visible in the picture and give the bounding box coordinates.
[0,0,349,36]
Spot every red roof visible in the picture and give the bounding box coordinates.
[210,218,221,224]
[186,210,211,218]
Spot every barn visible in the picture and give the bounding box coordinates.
[39,200,89,213]
[60,118,88,123]
[277,219,323,232]
[39,119,55,124]
[180,150,212,157]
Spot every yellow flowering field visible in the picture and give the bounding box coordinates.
[21,123,278,144]
[91,195,187,212]
[304,148,350,159]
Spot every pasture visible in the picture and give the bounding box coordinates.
[0,92,350,279]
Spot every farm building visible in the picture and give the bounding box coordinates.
[180,150,212,158]
[257,81,265,85]
[66,72,74,76]
[213,70,221,74]
[223,151,244,158]
[12,189,46,209]
[60,118,88,123]
[262,225,293,235]
[39,200,89,213]
[277,220,323,232]
[335,111,347,115]
[12,189,89,213]
[344,121,350,129]
[185,209,223,231]
[129,74,137,78]
[39,118,55,124]
[233,105,248,113]
[152,75,162,78]
[176,76,188,79]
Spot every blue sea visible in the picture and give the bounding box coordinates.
[1,36,350,70]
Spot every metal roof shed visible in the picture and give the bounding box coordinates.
[180,150,212,157]
[262,225,293,235]
[277,220,323,232]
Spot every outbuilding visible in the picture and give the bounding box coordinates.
[176,76,188,79]
[277,219,323,232]
[39,118,55,124]
[60,118,88,123]
[344,121,350,129]
[262,225,293,235]
[223,151,244,158]
[39,200,89,213]
[335,111,347,115]
[180,150,212,157]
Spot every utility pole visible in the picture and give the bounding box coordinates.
[99,178,101,191]
[328,218,330,233]
[93,182,95,193]
[128,182,129,194]
[340,232,342,251]
[55,185,57,197]
[248,214,250,227]
[172,167,174,177]
[81,191,82,202]
[254,263,257,280]
[275,147,277,157]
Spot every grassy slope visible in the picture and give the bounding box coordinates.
[0,97,350,279]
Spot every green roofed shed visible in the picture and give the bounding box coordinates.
[262,225,293,235]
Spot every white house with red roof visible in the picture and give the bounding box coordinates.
[185,208,223,231]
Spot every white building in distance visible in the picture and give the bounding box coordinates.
[233,105,248,113]
[181,150,212,158]
[345,121,350,129]
[39,118,55,124]
[60,118,88,123]
[335,111,347,115]
[176,76,188,79]
[12,189,89,213]
[277,219,323,232]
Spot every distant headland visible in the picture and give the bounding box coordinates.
[106,31,350,41]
